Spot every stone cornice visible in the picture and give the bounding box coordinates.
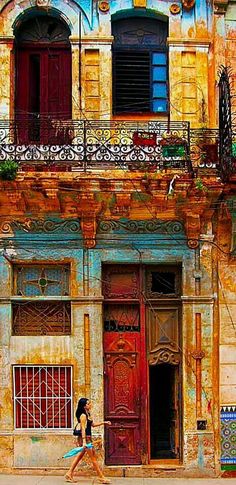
[0,297,104,303]
[0,174,223,249]
[167,37,211,48]
[70,36,114,45]
[181,296,216,303]
[0,36,15,43]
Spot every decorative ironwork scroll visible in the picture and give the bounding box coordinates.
[12,301,71,335]
[15,16,70,44]
[219,66,233,181]
[104,304,140,332]
[0,119,191,171]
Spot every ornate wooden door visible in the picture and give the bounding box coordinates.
[104,333,142,464]
[103,265,145,465]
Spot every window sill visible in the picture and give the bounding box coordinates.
[112,113,169,121]
[10,296,71,301]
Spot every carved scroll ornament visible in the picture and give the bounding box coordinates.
[182,0,196,10]
[36,0,50,7]
[149,347,180,366]
[185,214,201,249]
[80,214,97,249]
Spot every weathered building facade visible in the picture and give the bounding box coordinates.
[0,0,235,477]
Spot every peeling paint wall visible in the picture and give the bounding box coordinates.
[0,0,214,126]
[0,0,235,477]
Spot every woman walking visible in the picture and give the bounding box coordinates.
[65,397,111,484]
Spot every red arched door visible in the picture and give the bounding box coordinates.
[15,16,72,144]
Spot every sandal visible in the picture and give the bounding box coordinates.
[97,479,111,484]
[64,475,78,483]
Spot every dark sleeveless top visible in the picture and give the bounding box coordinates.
[77,413,93,437]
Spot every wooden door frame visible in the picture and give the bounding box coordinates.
[14,42,72,143]
[139,264,149,464]
[146,302,182,464]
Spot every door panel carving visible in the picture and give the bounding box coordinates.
[106,424,141,464]
[103,265,140,299]
[147,307,180,364]
[104,333,141,464]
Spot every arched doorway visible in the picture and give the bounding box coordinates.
[15,15,72,144]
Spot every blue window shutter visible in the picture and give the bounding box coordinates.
[152,52,168,113]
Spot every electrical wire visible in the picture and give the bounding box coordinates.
[1,241,223,433]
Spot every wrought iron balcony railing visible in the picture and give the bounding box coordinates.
[0,118,221,173]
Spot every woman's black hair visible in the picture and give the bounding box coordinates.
[75,397,89,421]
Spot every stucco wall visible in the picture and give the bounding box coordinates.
[0,221,218,474]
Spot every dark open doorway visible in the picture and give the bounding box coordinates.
[149,364,179,459]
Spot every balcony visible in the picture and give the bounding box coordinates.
[0,119,221,175]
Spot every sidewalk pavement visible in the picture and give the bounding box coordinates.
[0,477,235,485]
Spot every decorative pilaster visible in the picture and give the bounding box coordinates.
[0,37,14,119]
[185,214,201,249]
[80,213,97,248]
[192,313,205,418]
[84,314,91,397]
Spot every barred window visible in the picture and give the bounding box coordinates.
[14,366,72,429]
[12,264,71,336]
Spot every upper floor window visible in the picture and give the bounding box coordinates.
[12,264,71,336]
[112,15,168,114]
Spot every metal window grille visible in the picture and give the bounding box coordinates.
[12,301,71,336]
[12,264,71,336]
[13,366,72,429]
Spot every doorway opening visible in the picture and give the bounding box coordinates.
[14,15,72,144]
[149,364,179,459]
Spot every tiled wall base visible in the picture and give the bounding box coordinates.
[221,406,236,465]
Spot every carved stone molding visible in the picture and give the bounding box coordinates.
[185,214,201,249]
[182,0,196,10]
[192,350,206,360]
[10,219,81,234]
[36,0,50,8]
[80,214,97,249]
[98,219,184,234]
[110,194,131,217]
[0,221,13,236]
